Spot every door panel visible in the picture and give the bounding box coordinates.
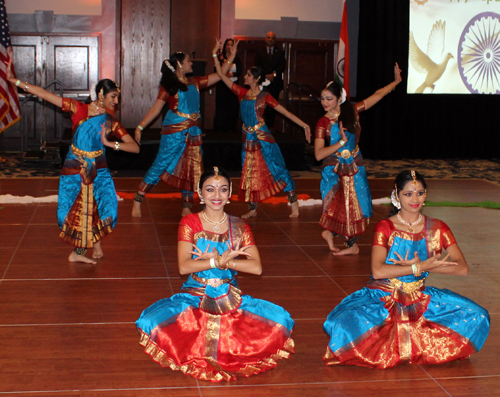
[0,34,99,152]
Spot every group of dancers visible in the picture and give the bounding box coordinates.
[4,36,490,381]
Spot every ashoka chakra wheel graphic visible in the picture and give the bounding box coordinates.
[458,12,500,94]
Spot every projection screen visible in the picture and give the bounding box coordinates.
[408,0,500,94]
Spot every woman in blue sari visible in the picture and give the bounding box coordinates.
[214,41,311,218]
[6,61,139,263]
[323,170,490,368]
[132,41,233,217]
[136,167,295,381]
[315,65,401,255]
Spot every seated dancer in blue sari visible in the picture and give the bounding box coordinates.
[315,64,401,255]
[6,60,139,264]
[136,167,295,382]
[132,41,233,218]
[323,170,490,368]
[214,40,311,218]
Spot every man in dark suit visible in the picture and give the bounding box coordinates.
[255,31,286,130]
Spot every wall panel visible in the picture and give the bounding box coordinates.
[120,0,170,128]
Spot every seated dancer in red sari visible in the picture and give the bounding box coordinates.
[323,170,490,368]
[136,167,295,382]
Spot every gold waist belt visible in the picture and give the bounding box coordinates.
[243,121,265,133]
[192,274,232,288]
[388,278,425,293]
[173,109,200,120]
[335,145,360,159]
[71,144,104,159]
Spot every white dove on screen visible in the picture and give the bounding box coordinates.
[409,20,454,93]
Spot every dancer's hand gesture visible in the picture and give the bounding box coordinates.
[188,244,219,261]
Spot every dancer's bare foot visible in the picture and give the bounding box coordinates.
[321,230,339,252]
[68,251,96,264]
[182,207,192,217]
[132,200,142,217]
[333,243,360,256]
[289,201,299,218]
[93,242,104,259]
[241,209,257,219]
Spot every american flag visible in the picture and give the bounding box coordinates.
[0,0,20,134]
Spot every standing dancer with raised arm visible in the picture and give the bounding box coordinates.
[215,40,311,218]
[132,41,233,217]
[315,63,402,255]
[5,59,139,264]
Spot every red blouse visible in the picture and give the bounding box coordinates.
[230,83,279,108]
[157,76,210,110]
[372,217,457,253]
[178,213,255,248]
[61,98,127,139]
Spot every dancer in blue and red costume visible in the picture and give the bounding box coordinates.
[323,170,490,368]
[5,59,139,264]
[132,41,233,217]
[136,167,295,382]
[215,40,311,218]
[315,64,402,255]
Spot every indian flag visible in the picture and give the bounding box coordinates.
[335,0,349,98]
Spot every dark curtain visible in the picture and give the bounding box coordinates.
[357,0,500,159]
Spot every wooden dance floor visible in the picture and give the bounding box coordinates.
[0,177,499,396]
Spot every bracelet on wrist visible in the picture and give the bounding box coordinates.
[15,79,21,87]
[339,139,345,147]
[209,257,216,269]
[137,125,144,131]
[114,141,120,151]
[23,82,30,91]
[212,53,217,58]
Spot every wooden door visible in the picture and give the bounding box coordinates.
[285,40,337,136]
[2,34,99,152]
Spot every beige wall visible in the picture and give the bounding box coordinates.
[235,0,342,22]
[5,0,102,15]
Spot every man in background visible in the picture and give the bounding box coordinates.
[255,31,286,131]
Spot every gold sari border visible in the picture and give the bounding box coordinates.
[138,330,295,382]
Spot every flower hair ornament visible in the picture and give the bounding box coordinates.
[165,60,176,73]
[340,87,347,104]
[259,79,271,91]
[90,82,98,101]
[110,80,121,92]
[391,186,401,209]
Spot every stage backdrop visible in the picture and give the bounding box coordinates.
[357,0,500,160]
